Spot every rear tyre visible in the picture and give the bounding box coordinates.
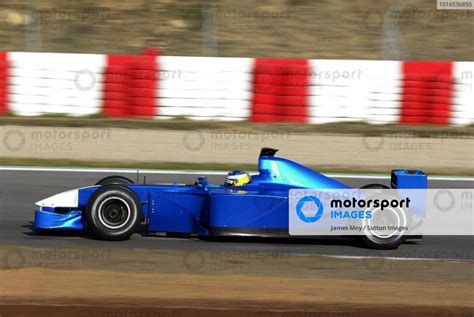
[359,234,407,250]
[358,192,407,250]
[95,175,134,186]
[360,183,390,189]
[85,185,142,241]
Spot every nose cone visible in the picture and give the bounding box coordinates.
[35,189,79,208]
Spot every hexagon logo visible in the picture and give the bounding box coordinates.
[296,195,324,223]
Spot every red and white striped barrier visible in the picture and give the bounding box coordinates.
[0,52,8,114]
[7,52,105,116]
[159,56,252,121]
[251,59,310,123]
[103,54,158,117]
[309,60,392,124]
[453,62,473,126]
[0,51,472,125]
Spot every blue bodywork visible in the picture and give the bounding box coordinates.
[33,150,427,237]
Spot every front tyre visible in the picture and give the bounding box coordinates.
[95,175,134,186]
[85,185,142,241]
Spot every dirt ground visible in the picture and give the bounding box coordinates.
[1,0,472,60]
[0,246,472,316]
[1,299,472,317]
[1,124,473,175]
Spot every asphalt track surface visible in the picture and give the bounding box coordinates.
[0,169,472,260]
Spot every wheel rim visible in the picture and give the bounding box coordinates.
[97,197,131,229]
[363,206,407,244]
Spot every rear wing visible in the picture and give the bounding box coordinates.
[391,169,427,189]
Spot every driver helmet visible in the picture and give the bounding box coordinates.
[224,170,251,187]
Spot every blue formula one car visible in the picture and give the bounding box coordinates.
[34,148,427,249]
